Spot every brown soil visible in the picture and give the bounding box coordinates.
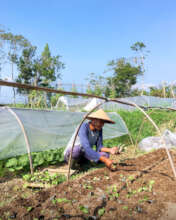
[1,148,176,220]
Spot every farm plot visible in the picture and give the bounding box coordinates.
[0,148,176,219]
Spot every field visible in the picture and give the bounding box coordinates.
[0,148,176,219]
[1,109,176,219]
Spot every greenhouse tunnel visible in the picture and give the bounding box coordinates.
[0,106,129,173]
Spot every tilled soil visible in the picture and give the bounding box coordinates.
[1,148,176,220]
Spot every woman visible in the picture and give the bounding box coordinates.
[64,109,120,171]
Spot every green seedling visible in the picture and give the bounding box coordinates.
[126,189,137,198]
[79,205,89,214]
[98,208,105,216]
[107,185,119,200]
[52,198,71,204]
[56,198,71,203]
[26,206,33,212]
[83,184,93,189]
[22,171,66,186]
[128,175,135,181]
[138,195,149,203]
[123,206,128,210]
[112,185,119,198]
[112,185,117,192]
[113,193,119,198]
[148,180,155,191]
[137,186,148,192]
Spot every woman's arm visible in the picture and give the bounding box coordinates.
[101,146,119,155]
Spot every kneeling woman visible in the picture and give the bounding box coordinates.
[64,109,120,171]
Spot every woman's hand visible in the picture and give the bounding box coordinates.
[99,156,112,168]
[110,146,119,155]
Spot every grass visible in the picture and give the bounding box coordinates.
[104,109,176,148]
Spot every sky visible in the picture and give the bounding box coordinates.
[1,0,176,88]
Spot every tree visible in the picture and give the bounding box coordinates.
[106,58,142,97]
[34,43,65,87]
[131,41,149,95]
[130,41,149,70]
[149,83,174,98]
[16,43,65,89]
[0,29,31,103]
[16,46,37,86]
[85,72,107,96]
[0,31,31,79]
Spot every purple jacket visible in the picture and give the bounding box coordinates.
[78,122,104,162]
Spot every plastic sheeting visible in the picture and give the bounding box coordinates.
[0,107,128,160]
[55,96,176,112]
[138,129,176,152]
[103,96,176,111]
[55,96,91,111]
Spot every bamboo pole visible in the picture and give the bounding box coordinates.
[170,84,175,99]
[162,81,166,98]
[0,80,107,100]
[1,80,176,112]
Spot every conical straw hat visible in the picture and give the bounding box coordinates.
[86,109,115,124]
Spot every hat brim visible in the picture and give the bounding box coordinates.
[86,116,115,124]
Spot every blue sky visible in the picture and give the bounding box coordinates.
[1,0,176,87]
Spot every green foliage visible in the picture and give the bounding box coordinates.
[123,206,128,210]
[131,41,146,52]
[16,43,65,94]
[0,30,31,68]
[50,93,63,107]
[118,109,176,142]
[28,90,47,108]
[149,83,176,98]
[98,208,105,216]
[5,158,18,168]
[56,198,71,203]
[23,171,66,185]
[131,41,149,74]
[79,205,89,214]
[26,206,33,212]
[106,58,142,97]
[85,72,107,96]
[0,147,65,175]
[104,109,176,147]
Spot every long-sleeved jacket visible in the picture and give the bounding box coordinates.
[64,122,104,162]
